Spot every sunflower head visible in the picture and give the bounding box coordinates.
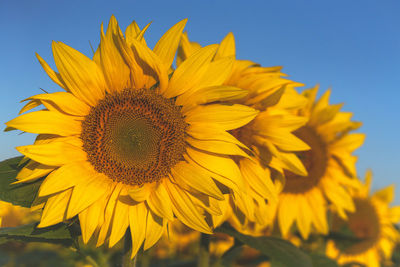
[81,88,188,186]
[6,16,259,258]
[178,32,310,229]
[271,85,366,240]
[326,171,400,267]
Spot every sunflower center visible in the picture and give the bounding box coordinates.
[81,88,188,186]
[332,198,381,255]
[283,126,328,194]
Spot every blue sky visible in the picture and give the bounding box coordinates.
[0,0,399,203]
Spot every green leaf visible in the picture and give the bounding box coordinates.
[0,222,73,246]
[0,156,43,207]
[216,223,312,267]
[13,250,73,267]
[309,253,339,267]
[0,251,10,266]
[328,226,363,251]
[212,243,244,267]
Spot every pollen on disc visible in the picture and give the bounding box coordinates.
[81,88,188,186]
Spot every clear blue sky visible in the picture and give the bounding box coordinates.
[1,0,399,203]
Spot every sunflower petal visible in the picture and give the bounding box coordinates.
[164,45,218,98]
[143,211,165,250]
[187,123,247,149]
[153,19,187,69]
[322,178,355,213]
[239,158,277,202]
[188,192,222,216]
[147,182,174,220]
[67,174,111,219]
[164,180,212,234]
[215,32,236,59]
[307,190,328,234]
[176,32,202,66]
[177,85,248,111]
[6,111,81,136]
[97,183,122,247]
[125,20,150,46]
[171,161,224,200]
[128,184,152,202]
[36,53,66,89]
[16,138,85,166]
[233,187,255,221]
[19,100,41,115]
[278,194,298,237]
[185,104,258,131]
[271,146,307,176]
[258,130,310,152]
[38,161,90,197]
[331,133,365,152]
[296,197,312,239]
[109,198,130,247]
[193,56,234,89]
[25,92,90,116]
[129,202,147,258]
[79,198,108,244]
[97,21,130,93]
[187,137,249,158]
[38,188,72,228]
[129,38,169,92]
[14,160,54,184]
[52,41,106,106]
[186,147,244,191]
[373,185,394,204]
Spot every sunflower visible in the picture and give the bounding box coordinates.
[147,219,201,260]
[274,85,365,239]
[326,171,400,267]
[178,32,309,229]
[163,219,201,254]
[150,219,234,260]
[0,201,38,228]
[5,16,258,257]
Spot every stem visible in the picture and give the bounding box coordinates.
[140,250,150,267]
[85,255,100,267]
[197,233,210,267]
[71,237,100,267]
[122,230,137,267]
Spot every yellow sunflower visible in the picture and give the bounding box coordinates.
[0,201,38,228]
[148,219,201,260]
[5,16,258,257]
[150,219,234,259]
[163,219,200,254]
[326,171,400,267]
[178,32,309,229]
[274,85,365,239]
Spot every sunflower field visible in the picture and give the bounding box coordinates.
[1,16,399,267]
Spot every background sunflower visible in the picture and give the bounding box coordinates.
[273,86,364,239]
[326,171,400,267]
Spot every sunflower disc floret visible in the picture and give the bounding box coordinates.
[81,88,187,186]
